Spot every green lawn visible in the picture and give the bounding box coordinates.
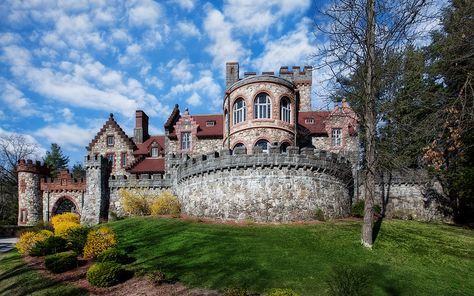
[0,251,87,296]
[108,217,474,296]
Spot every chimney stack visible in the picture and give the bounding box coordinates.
[226,62,239,89]
[134,110,149,144]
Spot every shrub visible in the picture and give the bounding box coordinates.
[351,200,365,217]
[326,266,370,296]
[51,212,80,228]
[96,247,132,264]
[314,208,325,221]
[223,287,250,296]
[373,204,382,215]
[120,189,151,216]
[265,288,300,296]
[83,226,117,259]
[31,221,54,232]
[150,191,181,216]
[86,262,132,287]
[54,221,82,237]
[16,230,53,255]
[44,251,78,273]
[147,270,167,286]
[30,235,67,256]
[63,226,90,255]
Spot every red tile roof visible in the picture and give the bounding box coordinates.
[194,115,223,137]
[129,158,165,174]
[298,111,330,135]
[134,135,165,155]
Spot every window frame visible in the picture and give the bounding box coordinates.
[106,153,114,164]
[331,128,342,147]
[233,98,246,124]
[280,97,291,123]
[106,135,114,146]
[151,147,159,157]
[255,139,270,153]
[254,93,271,119]
[121,152,127,168]
[181,132,192,151]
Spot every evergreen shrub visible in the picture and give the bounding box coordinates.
[63,226,90,255]
[30,235,67,256]
[44,251,78,273]
[96,247,132,264]
[265,288,300,296]
[86,262,132,287]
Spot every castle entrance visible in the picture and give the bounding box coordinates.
[52,196,78,215]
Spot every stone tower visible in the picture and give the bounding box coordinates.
[17,160,49,226]
[81,155,110,225]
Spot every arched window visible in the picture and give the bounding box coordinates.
[255,139,270,153]
[233,143,246,149]
[280,97,291,123]
[254,93,271,119]
[280,142,290,154]
[233,98,246,124]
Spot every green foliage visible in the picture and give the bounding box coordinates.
[43,143,69,178]
[265,288,299,296]
[351,200,365,218]
[30,235,67,256]
[147,270,167,286]
[314,208,325,221]
[71,162,86,180]
[95,247,132,264]
[44,251,78,274]
[326,266,370,296]
[223,287,250,296]
[16,230,53,255]
[63,226,90,255]
[86,262,132,287]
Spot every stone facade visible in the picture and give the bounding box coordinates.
[81,155,110,225]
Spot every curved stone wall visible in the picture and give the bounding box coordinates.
[174,147,353,222]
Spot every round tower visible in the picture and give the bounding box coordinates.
[17,160,49,226]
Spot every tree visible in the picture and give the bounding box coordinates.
[43,143,69,178]
[0,134,40,224]
[72,162,86,180]
[315,0,432,247]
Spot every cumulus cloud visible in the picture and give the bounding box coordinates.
[172,0,195,10]
[167,59,193,81]
[0,127,47,159]
[128,0,162,28]
[34,123,94,151]
[0,78,38,116]
[177,21,200,38]
[186,92,202,107]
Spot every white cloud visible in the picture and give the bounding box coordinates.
[223,0,310,34]
[0,78,38,116]
[0,127,47,159]
[203,7,248,71]
[0,32,22,46]
[61,108,74,122]
[145,77,164,89]
[172,0,195,10]
[34,123,94,151]
[128,0,162,28]
[167,59,193,81]
[186,92,202,107]
[177,21,200,38]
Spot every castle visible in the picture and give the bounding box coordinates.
[17,63,444,225]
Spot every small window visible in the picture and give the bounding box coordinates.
[121,152,127,167]
[151,147,159,157]
[20,208,27,223]
[181,132,192,150]
[280,142,290,154]
[255,139,270,153]
[332,128,342,146]
[280,97,291,123]
[305,118,314,124]
[106,153,114,163]
[206,120,216,127]
[233,143,246,150]
[107,135,114,146]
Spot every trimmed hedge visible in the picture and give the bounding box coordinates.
[30,235,67,257]
[95,247,133,264]
[86,262,132,287]
[44,251,78,273]
[64,226,90,255]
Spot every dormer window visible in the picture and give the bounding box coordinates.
[107,135,114,146]
[305,118,314,124]
[151,147,159,157]
[206,120,216,127]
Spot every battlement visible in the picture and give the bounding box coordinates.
[278,66,312,84]
[176,146,352,183]
[84,154,110,169]
[40,169,86,192]
[17,159,50,175]
[109,173,172,189]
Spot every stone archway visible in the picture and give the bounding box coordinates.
[51,196,78,216]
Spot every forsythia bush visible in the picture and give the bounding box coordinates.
[16,230,53,255]
[52,212,81,237]
[120,189,151,216]
[150,191,181,216]
[83,226,117,259]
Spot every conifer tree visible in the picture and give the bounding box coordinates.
[43,143,69,178]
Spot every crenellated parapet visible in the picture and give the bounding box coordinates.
[176,146,353,184]
[109,174,172,189]
[40,170,86,192]
[17,159,50,175]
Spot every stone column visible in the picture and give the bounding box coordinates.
[17,160,48,226]
[81,155,110,225]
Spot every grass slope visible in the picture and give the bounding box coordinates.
[109,218,474,296]
[0,251,88,296]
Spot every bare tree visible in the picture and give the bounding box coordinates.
[0,134,40,224]
[315,0,433,248]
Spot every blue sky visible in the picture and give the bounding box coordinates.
[0,0,330,165]
[0,0,442,166]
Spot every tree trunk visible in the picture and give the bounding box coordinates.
[362,0,376,249]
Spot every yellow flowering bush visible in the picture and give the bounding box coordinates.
[16,230,53,255]
[83,226,117,259]
[120,189,152,216]
[51,212,81,237]
[150,191,181,216]
[54,221,82,237]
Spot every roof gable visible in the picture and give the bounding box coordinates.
[86,113,136,151]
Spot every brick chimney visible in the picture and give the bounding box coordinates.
[134,110,149,144]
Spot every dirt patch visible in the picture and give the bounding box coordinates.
[24,256,221,296]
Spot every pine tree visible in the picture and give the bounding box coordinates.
[72,162,86,180]
[43,143,69,178]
